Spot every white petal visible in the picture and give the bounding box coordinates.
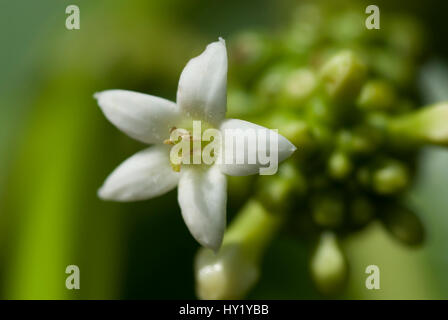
[95,90,181,144]
[218,119,297,176]
[98,145,179,202]
[178,165,227,251]
[177,38,227,126]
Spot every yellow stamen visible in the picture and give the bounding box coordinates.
[170,162,181,172]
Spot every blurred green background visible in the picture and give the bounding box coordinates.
[1,0,448,299]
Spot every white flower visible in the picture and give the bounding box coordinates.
[95,38,296,251]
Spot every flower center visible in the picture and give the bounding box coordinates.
[164,121,220,172]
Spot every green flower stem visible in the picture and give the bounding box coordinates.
[224,199,284,261]
[195,199,284,299]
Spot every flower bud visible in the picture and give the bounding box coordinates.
[311,232,348,295]
[357,80,396,111]
[337,127,381,154]
[278,68,317,108]
[305,96,335,126]
[262,112,314,150]
[195,200,283,299]
[387,103,448,146]
[257,162,306,212]
[320,50,367,102]
[372,160,409,195]
[328,151,352,179]
[381,204,425,246]
[311,193,345,228]
[195,244,259,300]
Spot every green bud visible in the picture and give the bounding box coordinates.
[356,159,410,195]
[195,200,283,299]
[328,151,353,179]
[387,103,448,147]
[305,96,334,125]
[337,127,381,155]
[357,80,396,111]
[372,160,409,195]
[319,50,367,102]
[262,112,314,150]
[311,232,348,295]
[195,244,259,300]
[381,204,425,246]
[257,162,306,212]
[311,193,345,228]
[278,68,317,108]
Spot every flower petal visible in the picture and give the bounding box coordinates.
[218,119,297,176]
[178,165,227,251]
[95,90,181,144]
[177,38,227,126]
[98,145,179,201]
